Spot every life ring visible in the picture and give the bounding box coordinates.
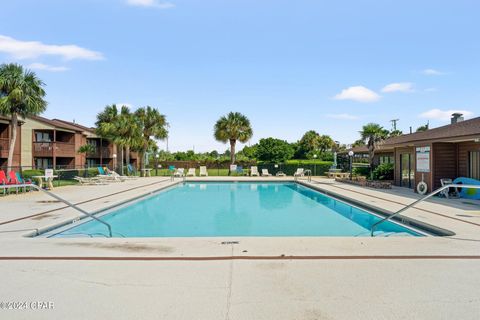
[417,181,428,195]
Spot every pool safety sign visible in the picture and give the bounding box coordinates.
[416,146,431,173]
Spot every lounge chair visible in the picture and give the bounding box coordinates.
[174,168,185,177]
[229,165,237,175]
[14,171,33,192]
[186,168,196,177]
[0,170,19,194]
[107,168,137,180]
[74,176,107,185]
[261,168,272,177]
[96,167,125,182]
[294,168,305,177]
[250,166,259,176]
[236,166,244,175]
[199,166,208,177]
[127,164,138,176]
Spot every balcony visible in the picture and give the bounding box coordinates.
[33,141,76,158]
[0,138,9,158]
[87,146,113,159]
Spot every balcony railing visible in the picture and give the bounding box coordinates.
[87,147,113,159]
[33,141,76,157]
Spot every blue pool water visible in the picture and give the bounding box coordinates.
[51,182,421,238]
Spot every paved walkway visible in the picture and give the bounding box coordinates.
[1,177,479,319]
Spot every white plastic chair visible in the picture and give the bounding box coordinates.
[261,168,272,176]
[186,168,196,177]
[199,166,208,176]
[294,168,304,177]
[251,166,259,176]
[174,168,185,177]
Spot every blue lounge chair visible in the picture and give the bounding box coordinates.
[127,164,137,176]
[15,172,33,192]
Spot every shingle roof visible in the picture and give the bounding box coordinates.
[382,116,480,146]
[341,116,480,154]
[52,119,95,133]
[30,116,84,132]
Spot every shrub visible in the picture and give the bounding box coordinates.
[353,166,370,177]
[255,138,294,163]
[372,163,394,180]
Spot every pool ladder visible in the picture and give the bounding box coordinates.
[295,170,312,182]
[370,184,480,236]
[0,184,113,237]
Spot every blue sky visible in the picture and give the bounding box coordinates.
[0,0,479,152]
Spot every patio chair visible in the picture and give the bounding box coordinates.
[199,166,208,177]
[15,172,33,192]
[440,178,459,199]
[0,170,19,194]
[261,168,272,177]
[294,168,305,177]
[229,165,237,175]
[236,166,244,175]
[250,166,259,176]
[186,168,196,177]
[174,168,185,177]
[74,176,107,185]
[127,164,138,176]
[96,167,125,182]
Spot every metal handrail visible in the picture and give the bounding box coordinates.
[1,184,112,237]
[370,184,480,236]
[304,170,312,182]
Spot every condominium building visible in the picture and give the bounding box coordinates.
[0,115,138,170]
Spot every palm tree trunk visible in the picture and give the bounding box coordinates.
[120,146,124,175]
[125,145,130,168]
[368,143,375,180]
[230,139,236,164]
[6,113,18,174]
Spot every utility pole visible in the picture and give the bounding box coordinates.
[390,119,399,131]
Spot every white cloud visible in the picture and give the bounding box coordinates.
[326,113,359,120]
[422,68,444,76]
[126,0,174,9]
[381,82,414,93]
[333,86,380,103]
[0,35,103,60]
[419,109,473,121]
[27,63,69,72]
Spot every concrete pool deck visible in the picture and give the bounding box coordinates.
[1,176,479,319]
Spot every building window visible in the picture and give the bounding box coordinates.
[380,156,394,164]
[468,151,480,180]
[35,158,53,169]
[35,132,52,142]
[86,158,99,168]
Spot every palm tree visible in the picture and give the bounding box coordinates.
[117,107,141,170]
[359,123,389,178]
[134,106,168,174]
[96,104,142,174]
[0,63,47,173]
[214,112,253,164]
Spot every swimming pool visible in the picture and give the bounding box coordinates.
[49,182,422,238]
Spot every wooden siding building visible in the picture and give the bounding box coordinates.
[347,114,480,193]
